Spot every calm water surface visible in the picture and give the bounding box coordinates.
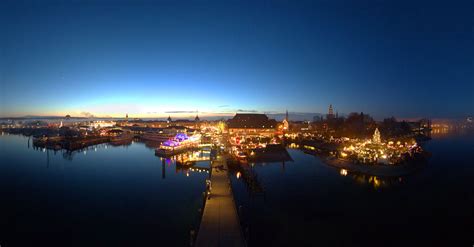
[0,134,208,247]
[1,133,473,246]
[231,132,474,246]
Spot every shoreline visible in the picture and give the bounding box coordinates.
[323,156,427,177]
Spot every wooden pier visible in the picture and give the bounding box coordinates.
[195,155,245,247]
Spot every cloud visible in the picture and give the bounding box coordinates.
[236,109,258,113]
[164,110,197,114]
[218,105,229,108]
[80,111,95,118]
[263,111,279,114]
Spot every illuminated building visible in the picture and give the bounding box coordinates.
[227,113,277,137]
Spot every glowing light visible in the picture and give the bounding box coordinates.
[372,128,381,143]
[372,176,380,188]
[340,169,348,176]
[304,145,315,150]
[236,172,241,179]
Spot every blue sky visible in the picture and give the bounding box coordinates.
[1,0,473,119]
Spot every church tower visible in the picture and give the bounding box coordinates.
[194,111,200,129]
[195,110,200,122]
[282,109,289,130]
[327,104,335,119]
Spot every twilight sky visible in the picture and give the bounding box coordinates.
[1,0,473,119]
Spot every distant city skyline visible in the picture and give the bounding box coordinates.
[1,1,473,119]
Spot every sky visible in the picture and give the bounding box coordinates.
[1,0,473,119]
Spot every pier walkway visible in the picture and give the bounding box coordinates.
[195,155,245,247]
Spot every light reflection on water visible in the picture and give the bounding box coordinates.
[0,134,210,246]
[230,133,474,246]
[336,168,405,189]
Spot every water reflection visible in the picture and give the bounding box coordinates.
[336,168,405,188]
[158,150,212,178]
[30,141,117,161]
[27,136,213,179]
[228,161,266,196]
[0,134,211,246]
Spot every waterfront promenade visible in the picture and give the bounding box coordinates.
[195,155,245,247]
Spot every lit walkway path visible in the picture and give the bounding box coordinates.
[195,155,245,247]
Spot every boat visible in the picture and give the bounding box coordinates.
[155,133,201,157]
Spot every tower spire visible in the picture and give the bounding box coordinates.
[282,109,289,131]
[327,104,334,119]
[195,110,200,122]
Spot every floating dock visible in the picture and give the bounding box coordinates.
[195,155,245,247]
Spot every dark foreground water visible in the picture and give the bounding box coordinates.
[1,133,473,247]
[0,134,208,247]
[230,132,474,246]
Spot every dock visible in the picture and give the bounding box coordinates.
[195,155,245,247]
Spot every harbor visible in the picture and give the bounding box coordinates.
[1,112,473,247]
[32,135,111,151]
[1,121,473,246]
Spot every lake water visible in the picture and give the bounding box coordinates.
[0,134,209,247]
[230,132,474,246]
[1,132,473,246]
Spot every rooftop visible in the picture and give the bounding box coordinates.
[227,113,277,129]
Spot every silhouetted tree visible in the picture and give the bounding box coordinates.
[344,112,375,138]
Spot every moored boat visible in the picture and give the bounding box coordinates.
[155,133,201,157]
